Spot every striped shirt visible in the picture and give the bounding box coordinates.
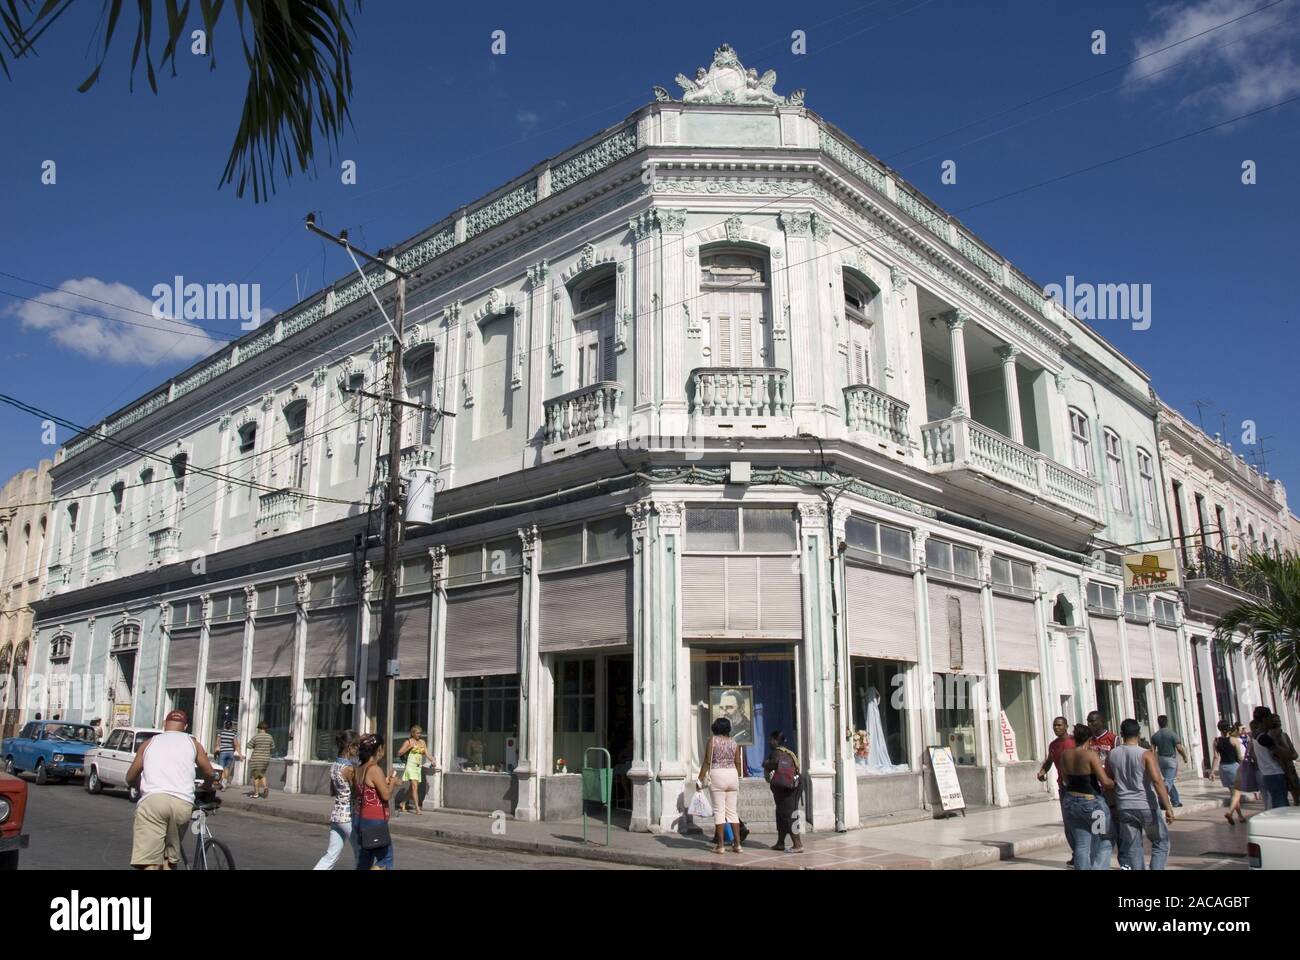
[216,729,238,753]
[247,731,275,767]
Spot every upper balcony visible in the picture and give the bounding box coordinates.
[688,367,793,437]
[256,489,302,539]
[843,384,910,454]
[541,381,625,462]
[1182,544,1269,618]
[922,415,1103,525]
[147,527,181,565]
[88,547,117,583]
[376,443,439,487]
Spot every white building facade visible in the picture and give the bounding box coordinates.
[24,45,1287,830]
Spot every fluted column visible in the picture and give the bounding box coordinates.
[997,345,1024,443]
[946,311,971,417]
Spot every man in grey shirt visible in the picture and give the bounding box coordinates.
[1108,718,1177,870]
[1149,715,1187,807]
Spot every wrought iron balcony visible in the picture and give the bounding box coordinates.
[689,367,790,419]
[1185,545,1269,600]
[921,415,1103,523]
[256,489,302,537]
[147,528,181,564]
[843,384,910,447]
[544,381,624,445]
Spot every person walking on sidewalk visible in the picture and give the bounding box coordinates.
[1224,723,1261,825]
[1037,716,1076,866]
[215,720,241,791]
[126,710,217,870]
[1149,715,1186,808]
[1059,724,1115,870]
[313,730,359,870]
[697,716,744,855]
[354,733,398,870]
[245,721,275,799]
[396,725,432,815]
[762,730,803,853]
[1110,719,1176,870]
[1254,713,1297,809]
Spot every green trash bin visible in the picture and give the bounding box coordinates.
[582,747,612,845]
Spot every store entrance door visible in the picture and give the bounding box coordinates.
[606,655,633,811]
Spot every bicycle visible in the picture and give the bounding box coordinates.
[179,787,236,870]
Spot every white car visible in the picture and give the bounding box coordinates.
[1247,806,1300,869]
[83,727,162,800]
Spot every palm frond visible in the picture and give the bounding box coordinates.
[1212,552,1300,703]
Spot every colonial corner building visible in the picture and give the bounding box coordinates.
[6,45,1298,832]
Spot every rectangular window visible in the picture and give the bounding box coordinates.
[586,515,631,563]
[689,648,797,777]
[308,677,351,762]
[447,545,483,585]
[935,673,978,765]
[454,675,520,772]
[1094,680,1122,728]
[850,658,909,771]
[1162,683,1184,741]
[206,680,240,749]
[394,679,429,741]
[742,507,797,552]
[1153,597,1178,627]
[1137,450,1158,525]
[685,507,739,552]
[398,555,433,595]
[845,517,911,569]
[1104,431,1128,512]
[210,591,246,623]
[999,671,1037,761]
[1132,678,1153,741]
[927,538,980,585]
[484,538,522,579]
[553,658,597,773]
[1086,582,1119,614]
[167,687,195,723]
[1123,591,1150,622]
[1070,409,1093,476]
[541,525,584,569]
[310,571,355,607]
[991,556,1033,597]
[257,582,297,616]
[254,677,291,758]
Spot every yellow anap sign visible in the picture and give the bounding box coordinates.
[1123,549,1181,592]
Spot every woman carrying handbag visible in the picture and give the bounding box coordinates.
[697,716,744,855]
[354,733,398,870]
[762,730,804,853]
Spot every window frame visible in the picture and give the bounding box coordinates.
[1103,428,1129,512]
[1069,408,1093,476]
[1086,581,1120,615]
[1136,448,1158,524]
[683,505,798,555]
[925,537,982,587]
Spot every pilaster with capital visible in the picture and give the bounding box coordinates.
[192,593,214,747]
[426,544,449,810]
[514,524,542,821]
[658,209,688,408]
[779,212,817,411]
[629,211,659,410]
[795,498,835,829]
[526,261,550,444]
[438,302,462,477]
[648,498,687,831]
[976,547,1006,800]
[625,499,656,830]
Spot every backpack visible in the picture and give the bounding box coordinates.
[770,748,800,790]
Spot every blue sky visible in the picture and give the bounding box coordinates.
[1,0,1297,507]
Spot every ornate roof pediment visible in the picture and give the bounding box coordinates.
[657,44,804,107]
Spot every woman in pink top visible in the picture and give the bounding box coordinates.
[697,716,745,855]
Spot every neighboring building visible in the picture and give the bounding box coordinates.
[1157,400,1300,763]
[0,459,53,738]
[22,45,1276,831]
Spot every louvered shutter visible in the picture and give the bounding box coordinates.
[250,616,296,678]
[682,555,801,637]
[166,628,201,688]
[758,556,803,633]
[992,595,1040,672]
[846,563,918,661]
[305,608,356,679]
[1129,626,1155,679]
[540,563,632,652]
[738,313,754,367]
[444,581,521,677]
[717,306,733,366]
[1156,627,1181,678]
[927,582,985,674]
[1090,616,1123,680]
[682,556,726,634]
[397,597,431,679]
[602,306,616,381]
[205,622,246,683]
[726,557,759,631]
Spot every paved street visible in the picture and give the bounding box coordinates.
[17,780,641,870]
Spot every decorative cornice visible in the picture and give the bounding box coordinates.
[628,210,660,241]
[526,259,549,288]
[661,44,805,106]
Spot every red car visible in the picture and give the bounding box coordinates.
[0,771,29,869]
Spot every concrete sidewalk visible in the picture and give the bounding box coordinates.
[217,776,1231,870]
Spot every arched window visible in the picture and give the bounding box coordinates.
[284,400,309,489]
[1136,448,1158,524]
[570,271,616,387]
[1052,594,1075,626]
[1235,517,1244,557]
[1068,408,1093,476]
[139,467,155,524]
[405,347,439,445]
[1102,429,1128,512]
[1247,523,1256,553]
[238,422,258,454]
[700,249,770,369]
[49,633,72,662]
[21,522,31,577]
[843,273,877,387]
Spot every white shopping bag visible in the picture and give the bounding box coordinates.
[687,787,713,819]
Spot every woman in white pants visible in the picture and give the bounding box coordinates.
[697,717,745,855]
[313,730,359,869]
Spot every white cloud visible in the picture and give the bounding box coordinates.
[516,109,541,131]
[7,277,223,366]
[1127,0,1300,115]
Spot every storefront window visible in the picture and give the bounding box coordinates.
[1132,679,1153,740]
[690,648,796,776]
[934,673,978,765]
[454,675,520,772]
[309,678,351,761]
[998,671,1036,762]
[254,677,291,758]
[167,688,195,725]
[206,681,240,749]
[851,658,910,771]
[553,658,597,773]
[1162,683,1184,740]
[394,679,429,739]
[1094,680,1122,729]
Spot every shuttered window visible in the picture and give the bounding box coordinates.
[1090,615,1123,680]
[306,609,357,679]
[444,581,521,677]
[992,595,1039,672]
[250,616,296,678]
[367,597,431,679]
[846,563,917,661]
[205,622,246,683]
[1129,629,1155,679]
[681,555,802,638]
[166,627,201,688]
[1156,626,1181,677]
[926,583,985,674]
[539,563,632,652]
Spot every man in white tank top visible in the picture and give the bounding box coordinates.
[126,710,217,869]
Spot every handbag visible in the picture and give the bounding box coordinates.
[770,748,801,790]
[1236,753,1260,793]
[687,788,713,819]
[357,817,391,850]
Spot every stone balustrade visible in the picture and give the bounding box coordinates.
[844,384,910,446]
[544,382,624,445]
[255,490,302,535]
[689,368,790,418]
[147,527,181,564]
[89,548,117,581]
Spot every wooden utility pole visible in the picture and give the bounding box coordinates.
[305,214,410,757]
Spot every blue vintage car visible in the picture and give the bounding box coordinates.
[2,721,99,785]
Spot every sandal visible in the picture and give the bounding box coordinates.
[711,846,725,855]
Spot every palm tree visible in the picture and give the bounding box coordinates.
[1213,552,1300,703]
[1,0,360,201]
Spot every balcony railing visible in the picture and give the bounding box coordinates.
[844,384,910,446]
[921,416,1102,522]
[689,367,790,418]
[256,489,302,535]
[1185,545,1269,600]
[147,528,180,564]
[544,381,623,445]
[89,548,117,580]
[45,563,70,596]
[376,443,438,486]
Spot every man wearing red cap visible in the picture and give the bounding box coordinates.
[126,710,217,869]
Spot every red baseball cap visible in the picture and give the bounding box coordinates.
[164,709,188,724]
